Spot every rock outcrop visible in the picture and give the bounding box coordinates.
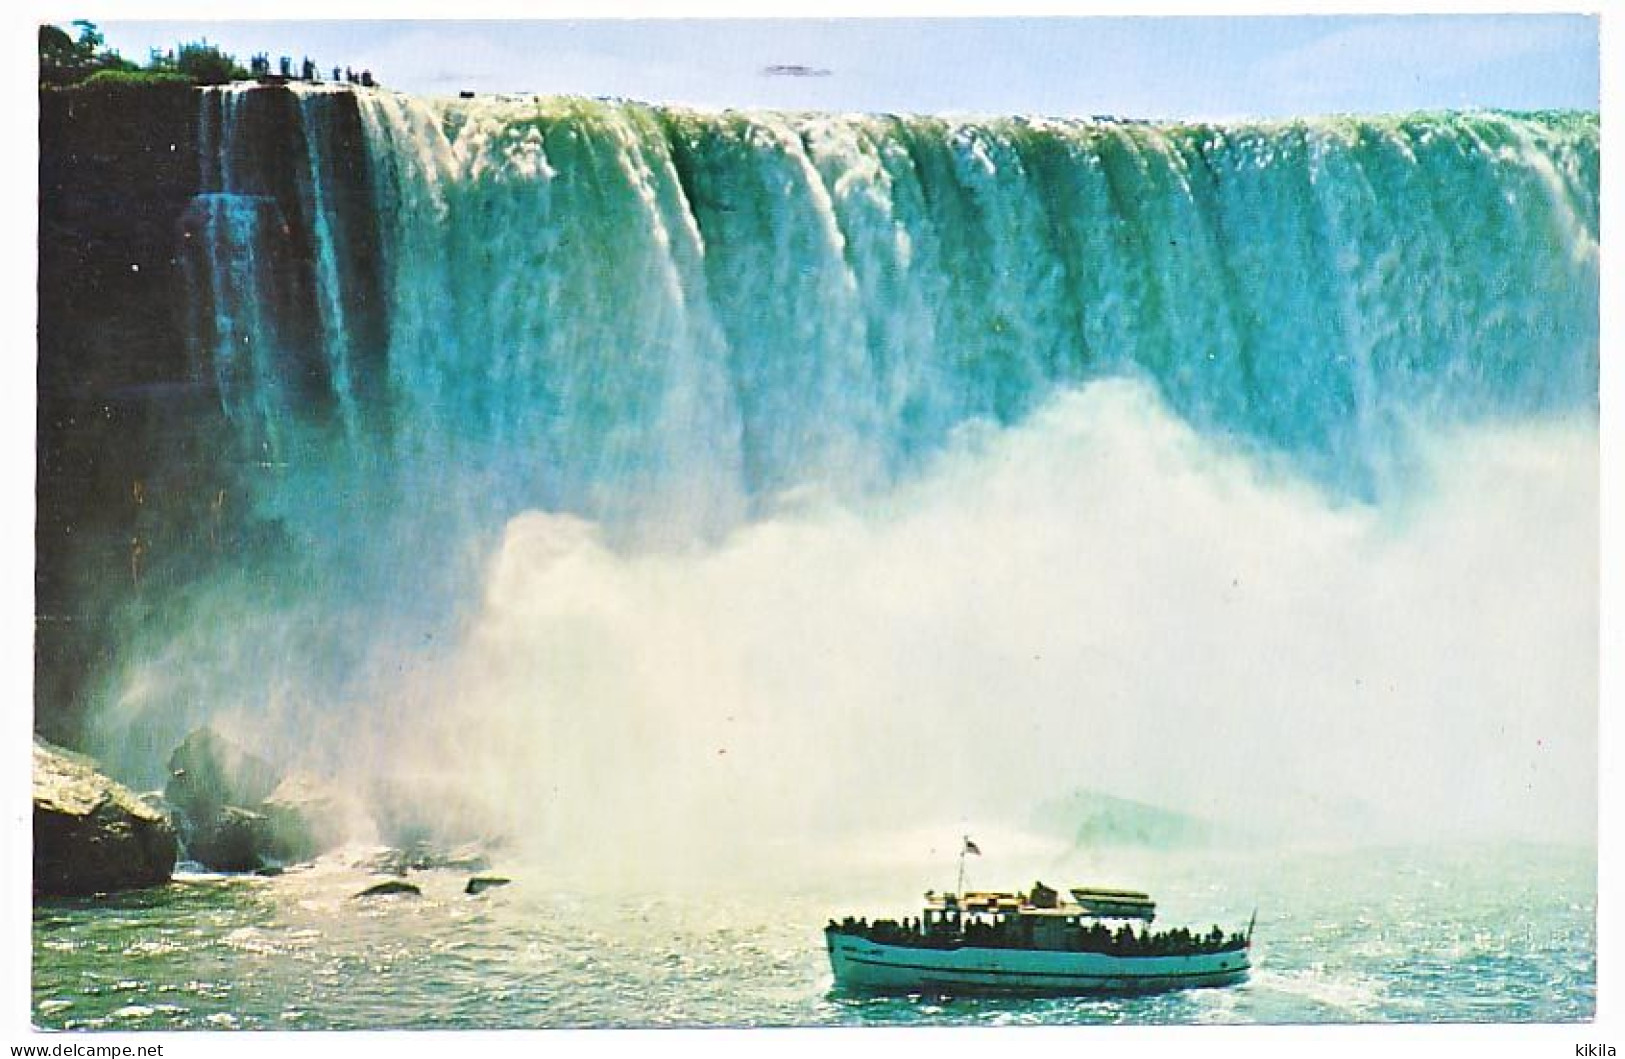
[162,726,352,872]
[1031,788,1224,851]
[182,805,273,873]
[357,840,491,877]
[355,880,421,898]
[260,773,351,864]
[165,726,281,819]
[36,82,205,748]
[33,739,177,896]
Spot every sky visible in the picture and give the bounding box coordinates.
[88,11,1600,120]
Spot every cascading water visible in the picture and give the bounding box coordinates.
[349,98,1597,515]
[95,87,1597,875]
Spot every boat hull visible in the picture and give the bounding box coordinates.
[826,929,1250,996]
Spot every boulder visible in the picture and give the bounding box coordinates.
[355,840,490,877]
[136,789,175,826]
[33,739,177,896]
[351,847,411,877]
[464,875,510,895]
[161,728,355,872]
[182,805,273,873]
[260,773,351,863]
[164,726,281,821]
[410,841,490,873]
[355,880,421,898]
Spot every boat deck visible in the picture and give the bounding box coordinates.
[826,929,1251,996]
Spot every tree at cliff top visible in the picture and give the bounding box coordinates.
[38,21,134,87]
[146,40,248,86]
[39,21,246,88]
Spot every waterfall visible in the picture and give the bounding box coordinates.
[92,89,1596,855]
[191,91,1597,539]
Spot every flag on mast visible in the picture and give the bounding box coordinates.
[963,836,981,856]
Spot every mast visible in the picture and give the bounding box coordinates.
[956,835,978,897]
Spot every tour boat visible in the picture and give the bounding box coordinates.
[826,880,1253,996]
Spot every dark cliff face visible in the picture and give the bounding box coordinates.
[38,82,207,747]
[36,83,387,749]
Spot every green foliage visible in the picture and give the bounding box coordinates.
[70,19,103,53]
[81,68,194,89]
[39,20,133,87]
[41,21,247,88]
[174,41,247,85]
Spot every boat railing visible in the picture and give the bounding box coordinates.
[826,915,1249,957]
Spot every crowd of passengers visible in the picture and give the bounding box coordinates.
[828,915,1247,955]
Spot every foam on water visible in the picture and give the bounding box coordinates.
[31,843,1595,1027]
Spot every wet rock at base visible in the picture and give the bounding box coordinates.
[136,789,175,826]
[33,739,177,896]
[182,805,273,873]
[355,880,422,898]
[357,840,491,877]
[161,728,355,872]
[164,726,280,821]
[464,875,510,895]
[260,773,351,864]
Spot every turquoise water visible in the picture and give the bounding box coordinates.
[203,96,1599,521]
[33,843,1594,1028]
[98,98,1599,803]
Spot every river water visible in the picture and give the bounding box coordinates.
[32,842,1594,1029]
